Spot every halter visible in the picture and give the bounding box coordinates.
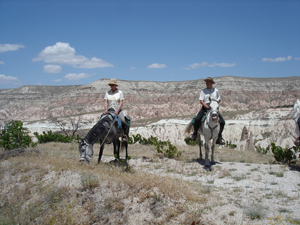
[205,99,219,138]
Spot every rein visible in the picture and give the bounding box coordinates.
[99,113,117,149]
[206,110,219,138]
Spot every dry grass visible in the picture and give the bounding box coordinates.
[0,143,207,225]
[0,142,290,225]
[175,144,274,164]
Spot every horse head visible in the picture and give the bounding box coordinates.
[79,139,93,163]
[208,99,219,123]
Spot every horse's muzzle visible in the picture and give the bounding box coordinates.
[211,113,219,122]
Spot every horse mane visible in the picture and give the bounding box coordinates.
[84,115,113,145]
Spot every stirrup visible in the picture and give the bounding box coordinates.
[188,134,196,141]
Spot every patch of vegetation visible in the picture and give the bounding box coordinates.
[269,171,284,177]
[225,141,237,149]
[244,203,267,220]
[184,137,203,146]
[0,120,36,150]
[81,172,99,190]
[255,143,300,164]
[34,130,80,143]
[128,134,182,159]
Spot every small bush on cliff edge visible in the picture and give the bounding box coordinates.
[0,120,35,150]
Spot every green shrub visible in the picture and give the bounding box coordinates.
[0,120,34,150]
[255,145,270,154]
[33,130,79,143]
[270,143,296,164]
[255,143,299,164]
[184,137,203,146]
[129,134,182,159]
[225,141,237,149]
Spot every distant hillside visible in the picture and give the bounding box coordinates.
[0,76,299,122]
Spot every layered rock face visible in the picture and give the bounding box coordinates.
[1,76,299,148]
[0,76,299,122]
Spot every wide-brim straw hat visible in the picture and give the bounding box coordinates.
[108,79,118,86]
[204,77,215,84]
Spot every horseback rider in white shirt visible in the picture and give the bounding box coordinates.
[104,79,129,142]
[188,77,225,145]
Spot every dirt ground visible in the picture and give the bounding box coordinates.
[0,143,300,225]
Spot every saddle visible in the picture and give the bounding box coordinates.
[100,109,122,129]
[191,113,207,125]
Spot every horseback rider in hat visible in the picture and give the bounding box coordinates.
[188,77,225,145]
[104,79,130,142]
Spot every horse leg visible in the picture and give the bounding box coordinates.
[204,142,210,167]
[211,142,215,164]
[125,141,128,163]
[198,134,203,160]
[113,139,120,161]
[98,144,105,164]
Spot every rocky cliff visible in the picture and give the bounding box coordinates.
[0,76,299,123]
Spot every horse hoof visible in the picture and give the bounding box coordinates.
[79,158,90,164]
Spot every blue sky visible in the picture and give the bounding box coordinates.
[0,0,299,89]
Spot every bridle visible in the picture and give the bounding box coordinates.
[205,100,220,137]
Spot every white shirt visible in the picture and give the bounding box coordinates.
[199,88,221,104]
[104,89,124,111]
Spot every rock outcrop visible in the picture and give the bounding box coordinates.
[0,76,299,122]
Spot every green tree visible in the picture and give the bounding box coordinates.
[0,120,33,150]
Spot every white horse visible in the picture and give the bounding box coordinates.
[186,98,220,167]
[293,99,300,145]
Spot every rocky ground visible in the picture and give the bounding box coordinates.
[1,142,300,225]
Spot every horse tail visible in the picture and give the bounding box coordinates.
[120,141,125,152]
[185,121,194,135]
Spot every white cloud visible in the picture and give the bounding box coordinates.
[64,73,90,80]
[294,57,300,61]
[53,79,62,82]
[148,63,166,69]
[209,62,236,67]
[184,62,209,70]
[262,56,292,62]
[0,74,20,83]
[77,57,113,68]
[33,42,114,68]
[43,64,62,73]
[184,62,235,70]
[0,44,24,53]
[0,61,5,65]
[130,66,136,70]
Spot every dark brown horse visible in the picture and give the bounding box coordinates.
[79,111,128,164]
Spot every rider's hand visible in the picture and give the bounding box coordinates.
[104,110,107,114]
[114,110,119,115]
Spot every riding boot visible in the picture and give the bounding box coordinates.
[188,108,205,141]
[216,122,225,145]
